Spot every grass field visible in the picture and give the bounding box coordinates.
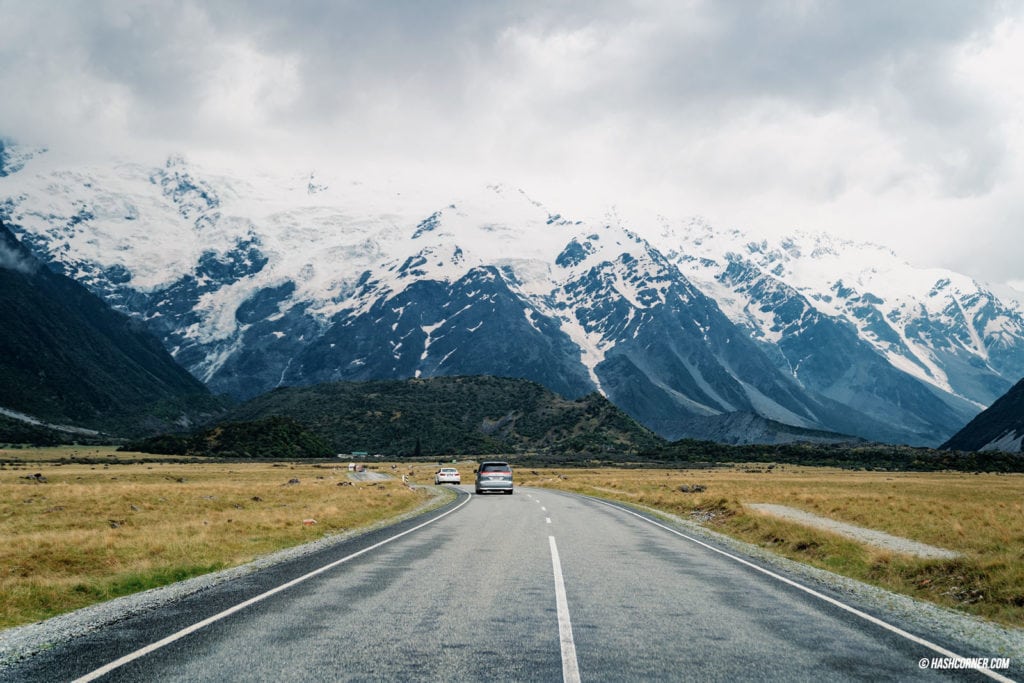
[3,450,1023,631]
[518,465,1024,628]
[0,447,456,629]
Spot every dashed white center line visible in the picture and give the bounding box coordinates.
[548,536,580,683]
[546,517,552,524]
[542,507,547,512]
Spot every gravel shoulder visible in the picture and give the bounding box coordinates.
[746,502,962,560]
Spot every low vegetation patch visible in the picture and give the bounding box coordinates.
[518,465,1024,627]
[642,440,1024,472]
[121,416,332,458]
[0,448,445,629]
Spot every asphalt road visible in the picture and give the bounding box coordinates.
[5,486,1016,682]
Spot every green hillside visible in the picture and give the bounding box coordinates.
[123,416,332,458]
[177,375,663,457]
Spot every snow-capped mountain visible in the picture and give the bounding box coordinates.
[2,144,1021,445]
[660,221,1024,442]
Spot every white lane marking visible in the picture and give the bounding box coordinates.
[73,494,474,683]
[549,536,581,683]
[542,507,547,512]
[546,517,552,524]
[591,499,1014,683]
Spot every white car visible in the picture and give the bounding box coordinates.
[434,467,461,485]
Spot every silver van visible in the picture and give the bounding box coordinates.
[474,461,513,495]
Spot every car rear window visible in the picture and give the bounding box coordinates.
[481,463,511,472]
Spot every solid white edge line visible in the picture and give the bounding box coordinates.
[73,493,473,683]
[590,498,1014,683]
[549,535,581,683]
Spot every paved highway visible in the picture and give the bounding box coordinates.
[5,486,1015,681]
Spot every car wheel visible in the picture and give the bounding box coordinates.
[475,488,482,495]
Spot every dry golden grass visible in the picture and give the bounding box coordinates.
[0,445,199,463]
[7,452,1018,630]
[517,465,1024,627]
[0,451,449,629]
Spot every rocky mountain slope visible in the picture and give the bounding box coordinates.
[2,145,1021,445]
[0,220,221,436]
[942,377,1024,453]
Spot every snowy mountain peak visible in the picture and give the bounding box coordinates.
[2,143,1023,446]
[0,139,47,178]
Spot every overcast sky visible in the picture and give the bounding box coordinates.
[2,0,1022,290]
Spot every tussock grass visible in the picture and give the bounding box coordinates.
[0,451,438,629]
[518,466,1024,627]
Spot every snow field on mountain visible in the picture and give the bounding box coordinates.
[657,222,1024,404]
[4,146,1024,444]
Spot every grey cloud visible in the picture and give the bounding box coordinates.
[0,2,1013,166]
[638,2,995,106]
[0,243,36,275]
[522,1,1012,197]
[0,0,1022,283]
